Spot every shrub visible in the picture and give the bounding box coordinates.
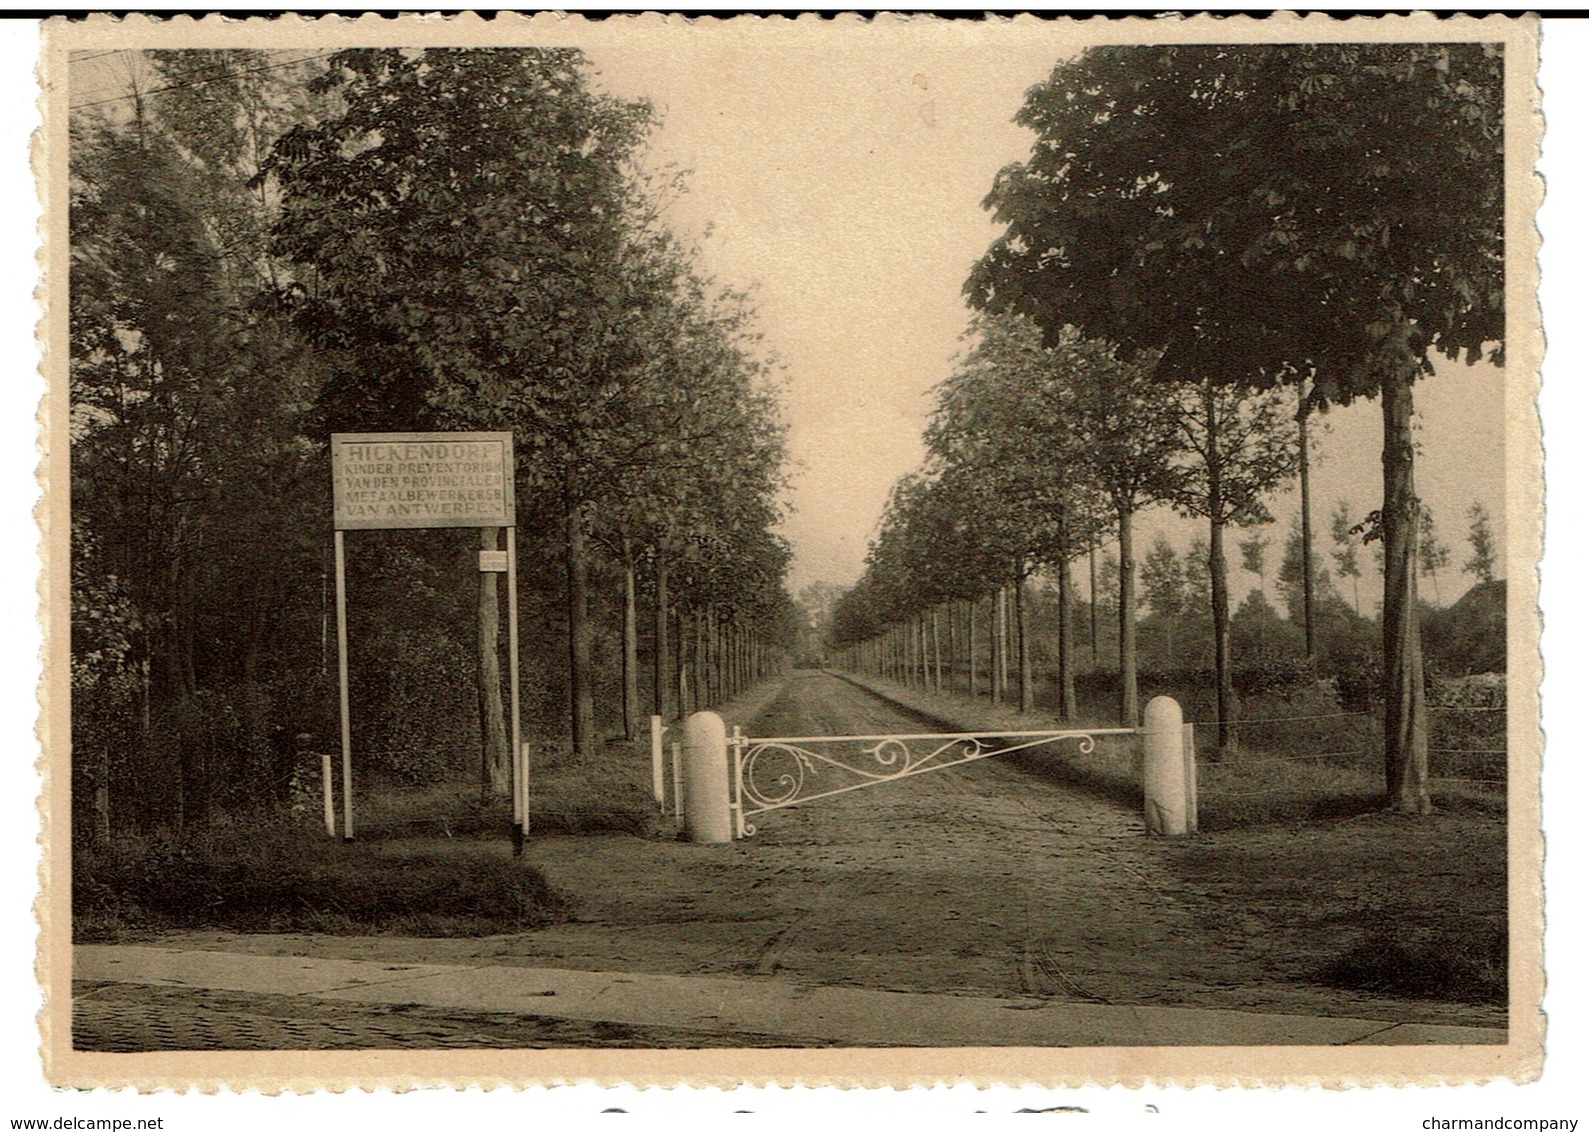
[74,809,568,939]
[1424,580,1507,677]
[1331,653,1384,714]
[523,741,664,836]
[1315,925,1507,1005]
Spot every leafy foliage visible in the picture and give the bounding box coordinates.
[967,41,1505,808]
[968,43,1503,399]
[70,49,795,836]
[1464,501,1498,584]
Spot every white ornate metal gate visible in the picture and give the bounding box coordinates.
[726,725,1136,838]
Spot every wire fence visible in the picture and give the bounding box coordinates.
[1188,706,1507,793]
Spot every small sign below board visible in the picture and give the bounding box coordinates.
[332,431,514,530]
[478,550,509,573]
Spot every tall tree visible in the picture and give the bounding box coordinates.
[1166,380,1298,748]
[1296,385,1319,664]
[1464,502,1498,585]
[1278,516,1336,629]
[72,124,243,828]
[266,47,656,769]
[1239,533,1271,600]
[587,239,786,737]
[1140,535,1187,668]
[1049,333,1180,724]
[1330,500,1366,616]
[1418,504,1452,607]
[925,314,1111,718]
[71,56,333,831]
[968,43,1503,812]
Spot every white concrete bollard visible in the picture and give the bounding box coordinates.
[681,711,734,844]
[1142,695,1192,836]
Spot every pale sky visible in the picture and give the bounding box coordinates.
[584,32,1087,593]
[584,30,1510,601]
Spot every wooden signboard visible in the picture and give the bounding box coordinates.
[332,431,514,529]
[329,431,523,844]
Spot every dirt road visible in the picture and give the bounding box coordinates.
[121,669,1502,1043]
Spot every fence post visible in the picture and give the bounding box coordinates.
[320,752,335,838]
[1182,721,1198,835]
[681,711,734,844]
[650,715,666,812]
[1142,695,1191,836]
[731,725,747,839]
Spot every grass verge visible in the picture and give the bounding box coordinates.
[75,680,804,944]
[74,808,568,941]
[835,671,1503,829]
[1314,924,1508,1005]
[1158,810,1508,1007]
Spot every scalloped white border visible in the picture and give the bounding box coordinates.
[20,10,1553,1105]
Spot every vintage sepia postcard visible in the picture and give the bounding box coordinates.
[37,11,1544,1095]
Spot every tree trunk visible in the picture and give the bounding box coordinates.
[689,610,701,709]
[911,618,920,687]
[1056,507,1078,720]
[700,609,714,706]
[1382,368,1431,813]
[1210,513,1236,754]
[959,597,972,693]
[996,586,1009,702]
[93,770,111,843]
[565,491,595,761]
[712,612,723,703]
[988,593,1000,705]
[705,609,717,706]
[1118,501,1139,726]
[1207,384,1237,754]
[478,527,510,792]
[945,604,957,694]
[1088,542,1100,665]
[1298,385,1317,663]
[931,607,943,692]
[675,606,689,715]
[1016,575,1032,714]
[620,537,639,742]
[653,551,670,720]
[729,623,739,698]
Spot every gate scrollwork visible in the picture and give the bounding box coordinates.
[731,727,1132,835]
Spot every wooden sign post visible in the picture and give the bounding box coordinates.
[330,432,520,842]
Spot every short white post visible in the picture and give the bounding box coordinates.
[731,725,746,839]
[650,715,666,812]
[680,710,733,844]
[320,753,335,838]
[1142,695,1191,836]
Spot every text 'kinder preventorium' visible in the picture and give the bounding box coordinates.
[334,439,511,527]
